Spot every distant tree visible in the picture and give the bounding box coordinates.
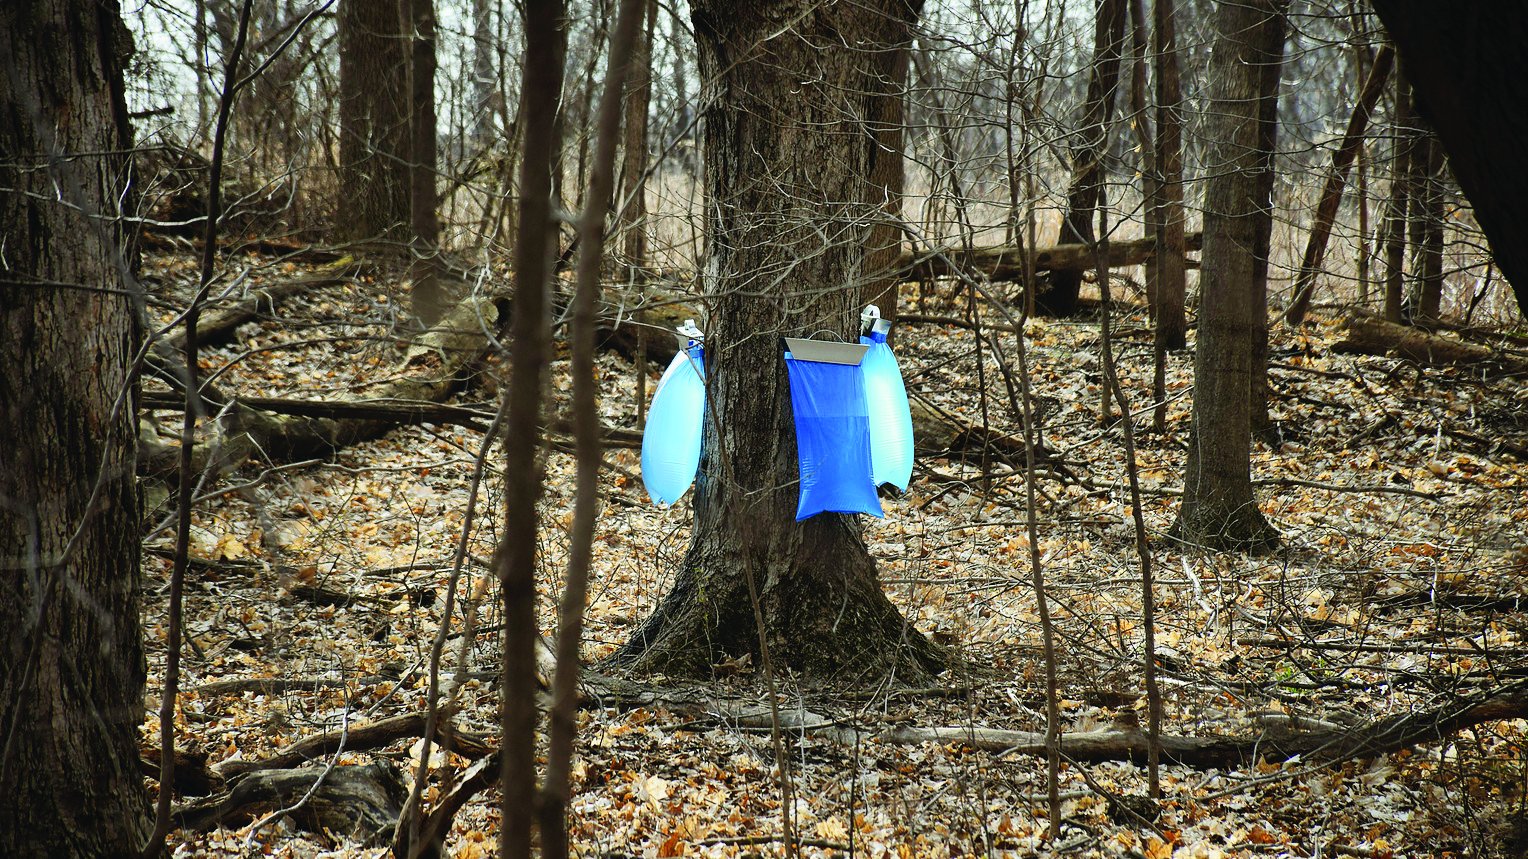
[1150,0,1187,350]
[1248,2,1287,437]
[1037,0,1127,317]
[613,0,943,684]
[0,1,153,854]
[1172,0,1284,553]
[337,0,410,243]
[402,0,446,325]
[1371,4,1528,319]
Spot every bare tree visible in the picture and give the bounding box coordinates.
[1171,0,1285,553]
[612,0,943,684]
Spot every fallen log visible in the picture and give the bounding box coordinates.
[897,231,1203,284]
[140,296,504,478]
[174,761,405,846]
[219,711,492,778]
[691,680,1528,770]
[167,263,358,351]
[1330,313,1528,375]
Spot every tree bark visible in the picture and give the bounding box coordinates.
[402,0,448,326]
[612,0,943,685]
[1151,0,1188,350]
[861,38,913,327]
[337,0,411,244]
[1411,135,1445,322]
[1370,3,1528,318]
[617,0,657,277]
[0,1,153,854]
[1172,0,1283,553]
[1248,3,1287,439]
[1037,0,1128,317]
[1380,71,1414,323]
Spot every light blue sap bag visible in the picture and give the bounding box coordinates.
[858,305,914,492]
[783,338,883,520]
[641,322,705,504]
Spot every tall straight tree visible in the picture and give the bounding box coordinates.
[338,0,410,243]
[1172,0,1285,553]
[0,1,152,854]
[402,0,446,325]
[613,0,942,683]
[1037,0,1128,317]
[1247,3,1287,437]
[1151,0,1188,350]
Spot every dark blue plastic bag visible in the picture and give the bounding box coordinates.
[784,355,883,520]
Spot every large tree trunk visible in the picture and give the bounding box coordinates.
[861,39,913,327]
[613,0,943,685]
[337,0,411,243]
[1036,0,1127,317]
[0,2,153,854]
[1370,4,1528,318]
[1172,0,1283,553]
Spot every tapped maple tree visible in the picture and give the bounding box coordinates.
[611,0,943,685]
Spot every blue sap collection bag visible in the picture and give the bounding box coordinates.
[784,350,883,520]
[859,324,914,492]
[641,338,705,504]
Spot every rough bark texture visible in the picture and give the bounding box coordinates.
[618,0,658,276]
[1037,0,1127,317]
[1380,71,1413,323]
[1172,0,1282,553]
[337,0,411,243]
[612,0,943,686]
[0,1,153,854]
[861,41,912,326]
[403,0,448,325]
[1151,0,1187,350]
[1247,4,1287,439]
[1371,4,1528,318]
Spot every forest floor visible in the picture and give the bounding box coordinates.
[138,247,1528,858]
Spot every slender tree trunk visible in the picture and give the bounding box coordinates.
[618,0,657,277]
[1413,135,1445,322]
[612,0,942,685]
[1172,0,1283,553]
[1248,4,1287,439]
[0,2,152,855]
[499,0,567,856]
[338,0,411,243]
[403,0,447,325]
[1381,71,1413,323]
[1150,0,1187,351]
[1037,0,1128,317]
[470,0,498,149]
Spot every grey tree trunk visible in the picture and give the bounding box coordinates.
[613,0,943,685]
[337,0,411,243]
[1172,0,1283,553]
[402,0,447,325]
[1037,0,1127,317]
[0,1,152,854]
